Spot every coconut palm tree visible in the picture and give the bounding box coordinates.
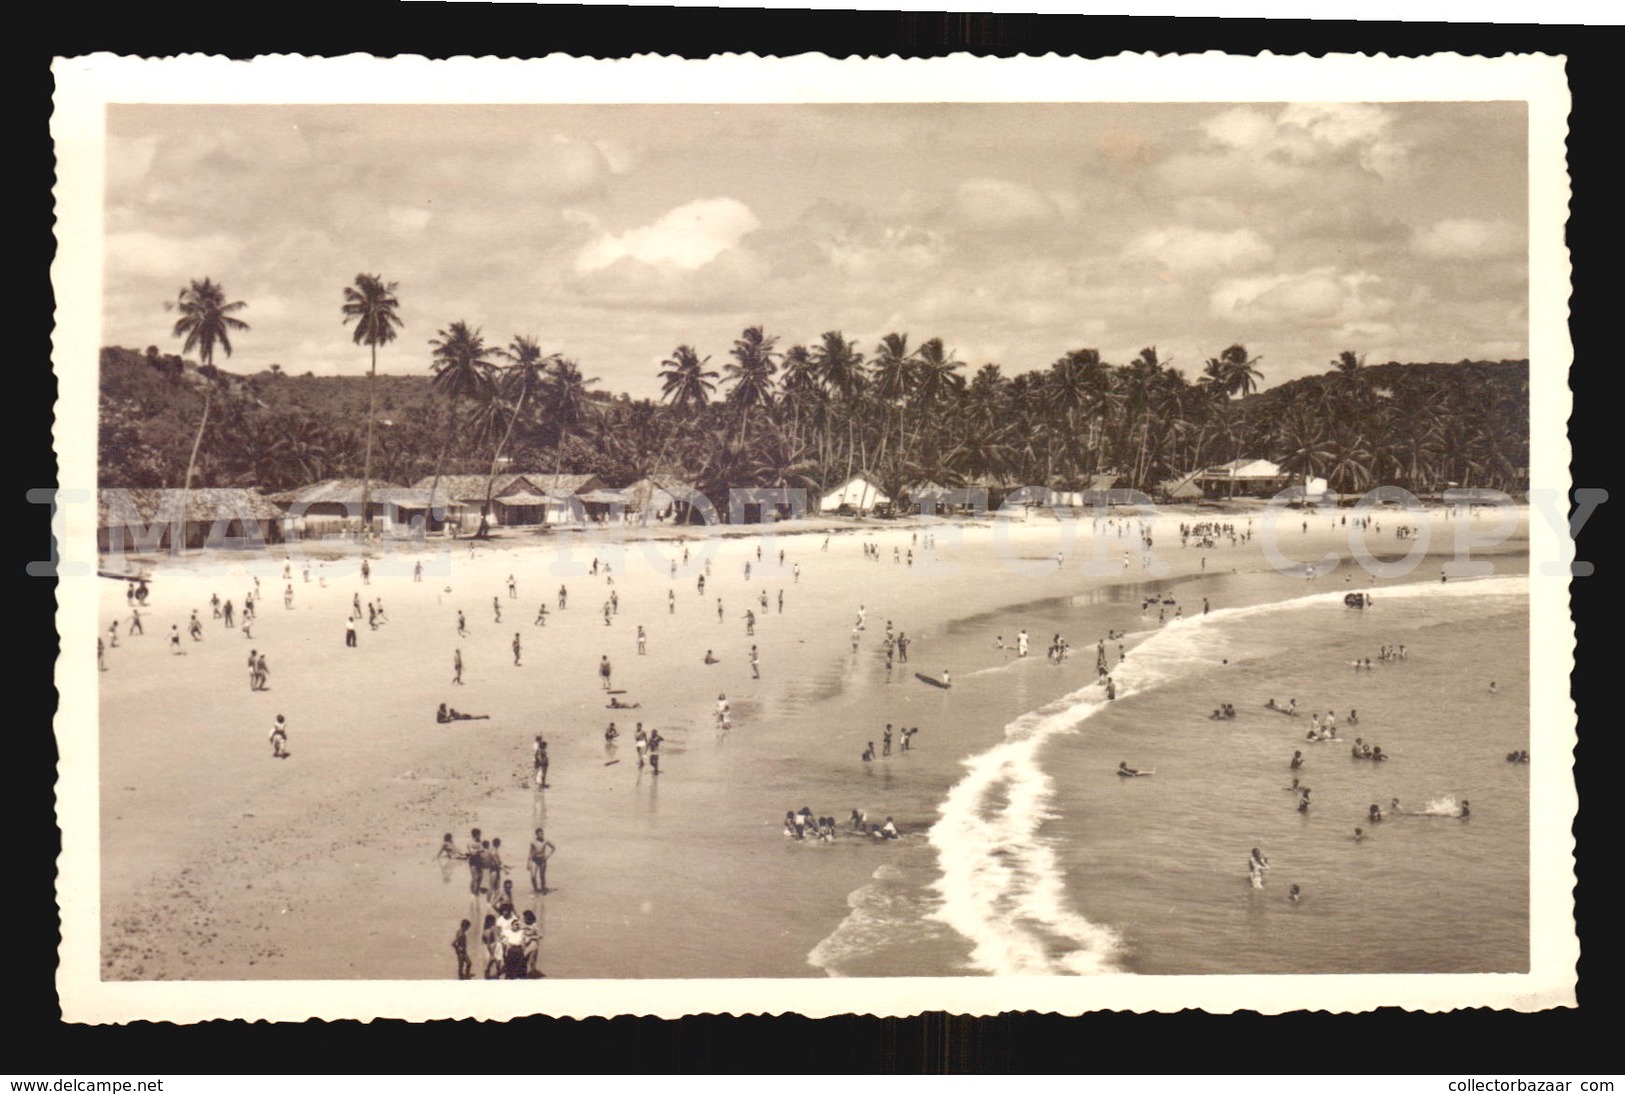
[479,334,557,532]
[909,337,963,468]
[546,356,599,473]
[170,277,249,544]
[723,325,780,445]
[810,331,867,482]
[425,321,496,532]
[341,273,403,537]
[659,345,719,413]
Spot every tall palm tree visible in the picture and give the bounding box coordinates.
[170,277,249,545]
[546,356,599,473]
[425,321,496,531]
[869,332,917,473]
[810,331,866,482]
[659,345,718,413]
[481,334,556,530]
[723,326,780,446]
[341,274,404,537]
[908,337,963,466]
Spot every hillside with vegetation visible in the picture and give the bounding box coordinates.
[100,279,1528,505]
[100,339,1529,502]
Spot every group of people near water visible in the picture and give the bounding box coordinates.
[782,807,901,842]
[861,722,920,763]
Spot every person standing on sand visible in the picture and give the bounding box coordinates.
[248,649,259,690]
[534,603,548,626]
[750,645,760,679]
[637,625,647,655]
[794,563,801,583]
[169,625,183,655]
[716,694,731,730]
[513,633,523,667]
[346,618,357,648]
[533,736,549,789]
[559,584,568,610]
[648,729,663,775]
[269,715,288,758]
[457,611,467,637]
[493,597,503,624]
[107,620,119,649]
[634,724,649,768]
[529,828,556,893]
[452,919,472,980]
[221,601,233,629]
[256,653,269,692]
[744,609,755,636]
[599,655,612,690]
[463,829,484,894]
[453,649,464,686]
[668,589,676,615]
[361,559,371,585]
[414,561,422,583]
[130,607,144,636]
[1017,630,1029,658]
[508,575,517,599]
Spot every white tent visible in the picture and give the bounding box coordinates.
[820,475,889,513]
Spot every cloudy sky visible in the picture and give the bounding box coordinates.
[103,100,1528,397]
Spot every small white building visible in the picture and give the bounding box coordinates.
[820,475,889,514]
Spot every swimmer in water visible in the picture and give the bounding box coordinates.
[1353,827,1365,842]
[1117,762,1141,777]
[1368,803,1383,823]
[1459,800,1471,819]
[1290,750,1304,769]
[1288,884,1302,903]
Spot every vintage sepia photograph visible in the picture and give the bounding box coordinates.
[52,52,1575,1022]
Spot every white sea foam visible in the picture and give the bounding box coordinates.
[811,573,1527,977]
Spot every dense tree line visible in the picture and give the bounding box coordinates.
[99,278,1530,510]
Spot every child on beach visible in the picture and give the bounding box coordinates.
[452,919,472,980]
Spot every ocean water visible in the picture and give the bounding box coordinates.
[809,571,1531,977]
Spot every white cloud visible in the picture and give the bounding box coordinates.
[105,230,245,281]
[1411,218,1523,261]
[953,178,1063,232]
[575,197,761,272]
[1210,267,1395,326]
[1202,103,1409,180]
[1125,226,1275,275]
[387,205,433,235]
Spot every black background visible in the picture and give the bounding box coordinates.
[25,8,1614,1075]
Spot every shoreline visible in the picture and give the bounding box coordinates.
[95,505,1530,980]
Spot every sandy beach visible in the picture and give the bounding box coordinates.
[95,502,1530,981]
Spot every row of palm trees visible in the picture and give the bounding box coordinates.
[150,276,1528,517]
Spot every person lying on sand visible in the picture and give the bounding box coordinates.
[437,703,489,723]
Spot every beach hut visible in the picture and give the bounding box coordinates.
[820,474,889,514]
[99,487,285,553]
[1197,458,1291,498]
[407,473,559,533]
[272,479,419,538]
